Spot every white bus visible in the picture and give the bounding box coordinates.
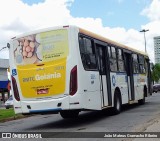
[9,25,152,118]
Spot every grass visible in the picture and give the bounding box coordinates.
[0,108,25,122]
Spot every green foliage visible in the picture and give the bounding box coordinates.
[152,63,160,82]
[0,108,24,122]
[0,108,14,119]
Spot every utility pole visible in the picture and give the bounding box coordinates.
[140,29,149,53]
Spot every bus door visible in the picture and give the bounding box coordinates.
[124,52,135,101]
[96,43,112,107]
[146,58,152,96]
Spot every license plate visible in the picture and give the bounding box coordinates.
[37,88,49,94]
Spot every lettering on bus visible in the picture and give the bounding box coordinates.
[90,74,96,79]
[54,66,65,71]
[22,72,61,82]
[23,77,35,82]
[35,72,61,80]
[31,84,53,90]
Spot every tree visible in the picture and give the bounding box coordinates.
[152,63,160,83]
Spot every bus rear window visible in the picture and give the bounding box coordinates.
[13,29,69,65]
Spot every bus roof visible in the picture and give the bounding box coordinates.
[11,25,148,57]
[79,27,148,57]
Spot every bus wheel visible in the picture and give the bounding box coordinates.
[138,95,145,105]
[113,93,122,115]
[60,110,79,119]
[138,97,145,105]
[138,87,146,105]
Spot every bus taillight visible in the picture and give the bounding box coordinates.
[11,76,20,101]
[70,65,78,96]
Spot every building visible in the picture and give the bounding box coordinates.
[154,36,160,64]
[0,59,9,103]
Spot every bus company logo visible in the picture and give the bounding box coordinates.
[2,133,11,138]
[37,88,49,94]
[112,75,116,87]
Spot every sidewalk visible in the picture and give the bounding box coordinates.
[133,114,160,141]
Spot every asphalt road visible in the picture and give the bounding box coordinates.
[1,93,160,141]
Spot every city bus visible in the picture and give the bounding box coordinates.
[9,25,152,118]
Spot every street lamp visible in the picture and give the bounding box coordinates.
[140,29,149,53]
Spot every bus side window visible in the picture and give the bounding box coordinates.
[117,49,125,72]
[111,47,116,58]
[110,46,118,72]
[145,59,148,74]
[138,55,146,74]
[79,37,88,69]
[79,36,97,70]
[98,46,105,74]
[117,49,122,60]
[132,54,139,73]
[79,37,85,53]
[108,47,111,58]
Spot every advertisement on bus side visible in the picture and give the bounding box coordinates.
[12,29,69,98]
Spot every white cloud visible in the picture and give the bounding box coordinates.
[140,0,160,62]
[141,0,160,21]
[69,17,104,33]
[0,0,73,58]
[0,0,159,63]
[0,0,73,34]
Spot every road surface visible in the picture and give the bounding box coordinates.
[1,93,160,141]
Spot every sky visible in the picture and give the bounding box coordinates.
[0,0,160,63]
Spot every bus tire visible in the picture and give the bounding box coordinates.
[113,92,122,115]
[138,86,146,105]
[138,97,145,105]
[60,110,79,119]
[138,95,145,105]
